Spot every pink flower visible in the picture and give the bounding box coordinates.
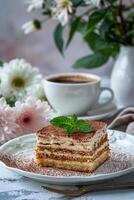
[0,98,18,144]
[14,96,54,134]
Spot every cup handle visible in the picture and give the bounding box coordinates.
[94,87,114,109]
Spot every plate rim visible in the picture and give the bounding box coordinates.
[79,107,118,120]
[0,131,134,181]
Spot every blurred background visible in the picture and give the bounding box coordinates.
[0,0,113,77]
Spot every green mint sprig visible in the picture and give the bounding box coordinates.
[50,114,94,136]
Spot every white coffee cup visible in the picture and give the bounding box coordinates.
[44,73,114,116]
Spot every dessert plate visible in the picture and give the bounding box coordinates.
[0,130,134,185]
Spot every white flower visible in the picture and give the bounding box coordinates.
[15,96,54,133]
[25,0,44,12]
[84,0,101,7]
[22,21,36,34]
[0,98,18,144]
[56,9,69,26]
[22,20,41,34]
[27,82,46,101]
[22,20,41,35]
[0,59,42,99]
[52,0,73,26]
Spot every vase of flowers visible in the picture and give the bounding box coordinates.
[22,0,134,106]
[111,46,134,107]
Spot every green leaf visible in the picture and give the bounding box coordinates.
[0,60,3,67]
[84,31,99,51]
[99,20,112,39]
[50,116,71,128]
[71,114,77,123]
[94,38,120,55]
[76,119,93,133]
[124,30,134,38]
[106,0,117,4]
[128,12,134,20]
[71,0,83,6]
[78,22,100,51]
[6,97,16,107]
[50,116,74,134]
[66,126,76,134]
[66,17,80,47]
[83,30,120,56]
[84,8,108,36]
[54,24,64,54]
[77,21,87,35]
[73,52,109,69]
[50,115,93,135]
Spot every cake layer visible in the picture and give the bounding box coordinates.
[36,147,109,162]
[36,140,109,161]
[35,150,110,172]
[37,120,107,142]
[36,135,108,153]
[37,130,107,152]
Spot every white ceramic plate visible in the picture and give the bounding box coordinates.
[79,101,118,120]
[0,130,134,185]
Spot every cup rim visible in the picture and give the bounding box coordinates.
[44,72,101,86]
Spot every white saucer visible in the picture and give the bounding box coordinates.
[79,101,118,120]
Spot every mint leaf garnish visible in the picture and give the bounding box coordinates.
[76,119,93,133]
[50,114,94,135]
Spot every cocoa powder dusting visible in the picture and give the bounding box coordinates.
[0,149,134,177]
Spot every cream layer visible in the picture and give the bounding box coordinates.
[35,150,109,172]
[36,141,109,160]
[37,129,107,151]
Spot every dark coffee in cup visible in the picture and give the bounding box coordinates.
[48,75,96,84]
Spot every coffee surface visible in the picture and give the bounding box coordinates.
[48,75,96,84]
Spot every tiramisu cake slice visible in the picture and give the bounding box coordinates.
[35,115,110,172]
